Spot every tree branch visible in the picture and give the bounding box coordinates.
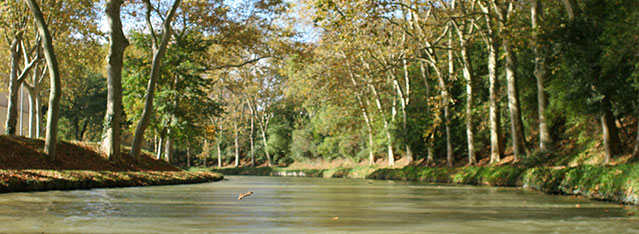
[211,56,271,70]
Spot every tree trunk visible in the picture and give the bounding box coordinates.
[36,90,43,138]
[164,134,173,164]
[130,0,182,160]
[102,0,129,164]
[24,65,43,138]
[601,110,620,164]
[447,25,455,167]
[561,0,580,22]
[164,75,180,165]
[156,131,164,160]
[343,58,376,165]
[461,47,476,166]
[26,84,36,138]
[186,146,190,168]
[204,140,208,167]
[5,35,21,135]
[532,0,551,152]
[356,94,374,165]
[504,39,528,160]
[368,82,394,167]
[401,58,414,163]
[366,116,374,165]
[249,106,256,167]
[487,37,504,163]
[216,138,222,168]
[24,0,61,160]
[233,118,240,167]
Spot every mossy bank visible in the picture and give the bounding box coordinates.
[0,170,223,193]
[205,164,639,205]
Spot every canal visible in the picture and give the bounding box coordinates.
[0,176,637,233]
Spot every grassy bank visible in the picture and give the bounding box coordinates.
[0,135,223,193]
[204,163,639,205]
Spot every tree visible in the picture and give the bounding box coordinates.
[61,72,106,141]
[492,0,528,160]
[1,1,40,136]
[130,0,182,160]
[102,0,129,164]
[448,0,479,165]
[476,0,504,163]
[531,0,551,152]
[23,0,61,160]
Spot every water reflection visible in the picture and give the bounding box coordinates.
[0,176,637,233]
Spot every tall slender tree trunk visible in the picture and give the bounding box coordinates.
[233,118,240,167]
[492,0,528,160]
[26,85,36,137]
[504,39,528,160]
[5,35,21,135]
[532,0,551,151]
[365,115,375,165]
[487,37,504,163]
[24,0,61,160]
[461,46,476,166]
[102,0,129,164]
[130,0,181,160]
[446,25,455,167]
[391,73,410,163]
[249,107,256,167]
[401,58,413,163]
[35,84,43,138]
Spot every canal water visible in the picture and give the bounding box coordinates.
[0,176,638,233]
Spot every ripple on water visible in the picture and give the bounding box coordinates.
[0,176,637,233]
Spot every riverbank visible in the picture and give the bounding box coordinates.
[204,163,639,205]
[0,135,223,192]
[0,169,223,192]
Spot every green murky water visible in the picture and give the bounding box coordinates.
[0,176,638,233]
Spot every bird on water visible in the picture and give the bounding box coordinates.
[238,191,253,200]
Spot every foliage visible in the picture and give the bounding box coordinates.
[59,71,107,141]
